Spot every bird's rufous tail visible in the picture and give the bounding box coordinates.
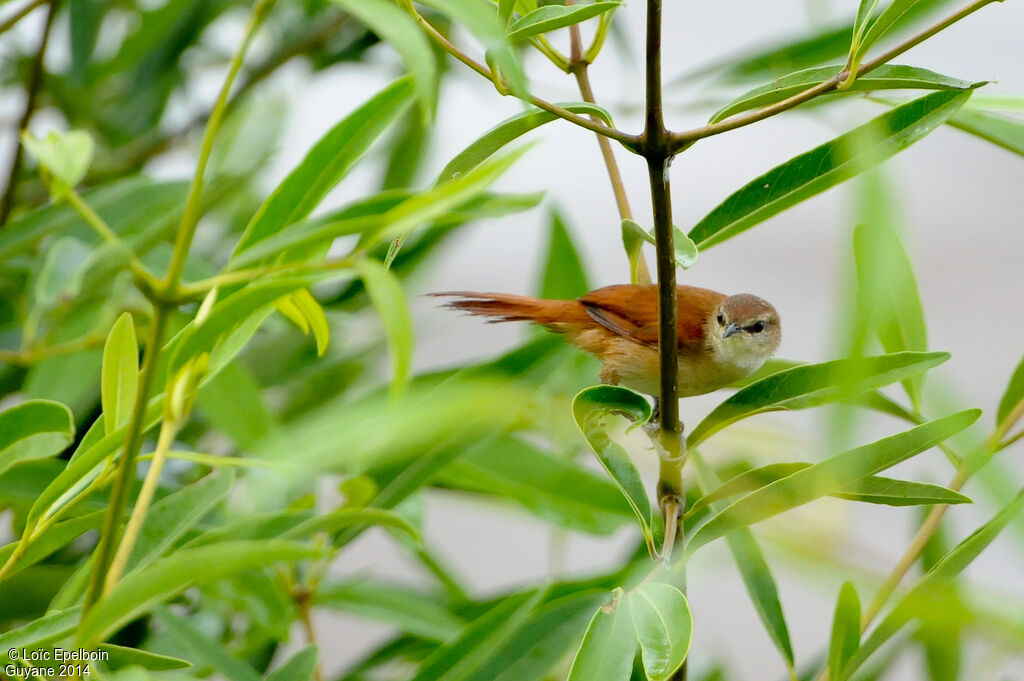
[431,291,587,326]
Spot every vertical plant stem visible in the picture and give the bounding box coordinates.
[103,419,180,591]
[641,0,686,675]
[162,0,276,292]
[82,304,169,614]
[0,0,56,227]
[296,590,325,681]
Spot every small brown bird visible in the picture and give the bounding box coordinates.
[436,284,781,398]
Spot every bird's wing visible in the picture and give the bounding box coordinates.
[579,284,723,352]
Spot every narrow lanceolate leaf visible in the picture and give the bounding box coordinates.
[539,210,589,300]
[153,606,262,681]
[101,312,139,435]
[629,583,694,681]
[99,644,192,672]
[840,487,1024,680]
[506,3,620,43]
[355,259,413,397]
[276,289,330,356]
[266,646,320,681]
[123,470,235,575]
[0,400,75,476]
[856,0,926,64]
[572,386,656,553]
[314,580,464,642]
[233,147,529,268]
[691,453,794,669]
[410,588,546,681]
[689,90,971,249]
[949,106,1024,157]
[416,0,526,97]
[686,410,980,555]
[232,77,415,258]
[78,541,324,645]
[567,590,637,681]
[997,354,1024,428]
[469,591,608,681]
[710,64,974,123]
[168,278,312,378]
[854,219,928,407]
[690,463,969,515]
[0,607,82,664]
[437,103,611,183]
[620,219,698,270]
[329,0,436,122]
[828,583,861,681]
[688,352,949,447]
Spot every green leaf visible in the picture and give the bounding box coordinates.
[100,643,192,671]
[837,476,970,506]
[0,607,81,664]
[690,453,794,669]
[410,588,546,681]
[506,3,620,43]
[949,106,1024,157]
[997,354,1024,428]
[124,470,236,575]
[329,0,436,122]
[853,221,928,405]
[168,278,311,379]
[856,0,923,63]
[314,580,464,642]
[266,646,320,681]
[538,210,589,299]
[21,130,95,198]
[689,90,971,249]
[79,541,324,645]
[437,103,611,183]
[688,352,950,447]
[153,606,262,681]
[840,487,1024,680]
[232,148,529,268]
[572,386,655,552]
[438,435,633,534]
[630,583,693,681]
[567,590,637,681]
[232,77,415,257]
[0,399,75,476]
[711,64,974,123]
[281,507,420,543]
[691,463,969,513]
[0,511,104,581]
[276,289,330,356]
[686,410,980,555]
[828,582,861,681]
[355,259,414,397]
[851,0,883,49]
[469,591,608,681]
[101,312,139,435]
[620,219,698,270]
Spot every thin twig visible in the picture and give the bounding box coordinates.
[0,0,56,226]
[0,0,45,37]
[409,10,640,149]
[668,0,1001,150]
[566,6,651,284]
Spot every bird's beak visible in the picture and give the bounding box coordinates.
[723,322,741,338]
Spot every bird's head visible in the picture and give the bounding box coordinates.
[709,294,781,370]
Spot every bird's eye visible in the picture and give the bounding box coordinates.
[749,321,766,333]
[717,313,725,326]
